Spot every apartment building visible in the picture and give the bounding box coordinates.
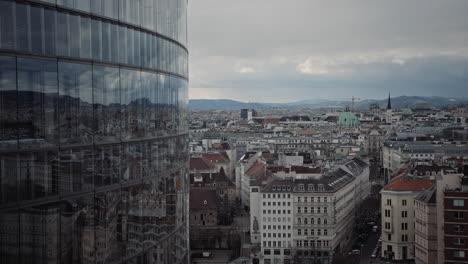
[250,158,369,264]
[381,175,435,260]
[414,185,437,264]
[436,171,468,264]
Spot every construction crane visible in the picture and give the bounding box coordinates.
[334,96,361,112]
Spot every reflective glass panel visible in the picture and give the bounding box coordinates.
[17,58,58,149]
[93,65,120,143]
[58,62,93,146]
[0,56,17,149]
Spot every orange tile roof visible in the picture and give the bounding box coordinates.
[202,153,228,163]
[189,156,215,170]
[384,175,435,192]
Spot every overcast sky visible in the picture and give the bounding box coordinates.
[188,0,468,102]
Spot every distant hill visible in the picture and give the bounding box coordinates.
[189,96,468,110]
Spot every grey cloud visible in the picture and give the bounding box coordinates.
[188,0,468,102]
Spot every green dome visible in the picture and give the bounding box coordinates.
[402,108,413,115]
[336,112,360,128]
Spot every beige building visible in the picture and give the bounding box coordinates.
[414,185,437,264]
[381,175,435,261]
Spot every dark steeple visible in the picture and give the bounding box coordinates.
[387,93,392,110]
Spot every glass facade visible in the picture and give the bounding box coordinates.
[0,0,189,263]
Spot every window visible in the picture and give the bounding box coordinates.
[385,222,391,229]
[317,218,321,225]
[454,225,464,232]
[454,212,464,219]
[455,238,465,245]
[454,251,465,258]
[402,223,408,230]
[299,184,304,191]
[318,184,324,191]
[304,218,308,224]
[311,207,315,213]
[304,229,308,235]
[298,229,302,235]
[402,211,408,218]
[274,249,281,255]
[297,197,301,202]
[385,209,391,217]
[304,197,308,202]
[388,234,392,241]
[324,207,328,213]
[308,184,314,191]
[324,218,328,225]
[402,199,407,206]
[324,229,328,236]
[402,235,408,242]
[264,249,271,255]
[298,218,301,224]
[324,197,327,202]
[454,200,465,207]
[317,207,321,213]
[317,229,321,236]
[297,207,301,213]
[304,207,308,213]
[387,199,392,206]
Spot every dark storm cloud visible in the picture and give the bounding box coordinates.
[188,0,468,102]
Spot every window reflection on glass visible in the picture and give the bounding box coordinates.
[58,62,93,146]
[0,56,17,149]
[17,58,58,149]
[93,65,121,143]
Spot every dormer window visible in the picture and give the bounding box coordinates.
[318,184,324,191]
[299,184,305,191]
[308,184,314,192]
[272,186,276,191]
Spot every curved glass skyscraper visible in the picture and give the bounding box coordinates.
[0,0,189,263]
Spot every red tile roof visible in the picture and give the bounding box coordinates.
[384,175,435,192]
[202,153,228,163]
[189,156,215,171]
[246,161,266,178]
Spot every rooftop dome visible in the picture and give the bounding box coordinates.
[402,108,413,115]
[336,111,360,128]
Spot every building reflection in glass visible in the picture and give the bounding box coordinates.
[0,0,189,263]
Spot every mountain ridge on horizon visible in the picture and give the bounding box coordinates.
[189,96,468,110]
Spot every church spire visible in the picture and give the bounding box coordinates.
[387,92,392,110]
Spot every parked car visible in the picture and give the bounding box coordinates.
[372,225,378,232]
[351,249,361,255]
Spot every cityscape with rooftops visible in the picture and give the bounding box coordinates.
[1,1,468,264]
[187,94,468,264]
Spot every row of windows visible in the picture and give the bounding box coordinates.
[262,201,292,207]
[262,217,292,223]
[297,206,328,214]
[297,217,328,225]
[385,199,408,206]
[0,56,188,151]
[297,196,329,203]
[386,210,409,218]
[263,209,292,215]
[297,184,325,192]
[263,225,292,230]
[296,240,330,248]
[262,241,292,249]
[297,229,328,236]
[386,234,409,242]
[262,193,291,199]
[10,0,187,45]
[0,173,188,263]
[0,1,188,77]
[263,233,292,238]
[0,135,187,204]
